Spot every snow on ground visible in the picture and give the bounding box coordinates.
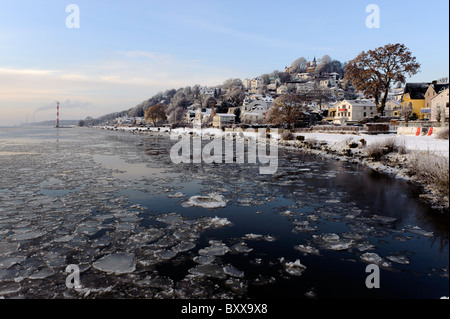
[299,133,449,158]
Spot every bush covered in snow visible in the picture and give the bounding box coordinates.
[436,128,449,140]
[281,131,295,141]
[366,137,406,161]
[407,150,449,197]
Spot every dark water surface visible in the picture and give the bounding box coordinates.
[0,126,448,299]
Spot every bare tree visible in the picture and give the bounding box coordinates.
[266,94,305,129]
[145,105,166,126]
[345,43,420,115]
[290,57,307,73]
[401,102,413,127]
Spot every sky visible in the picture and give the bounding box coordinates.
[0,0,448,126]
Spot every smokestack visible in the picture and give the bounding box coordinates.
[55,101,60,128]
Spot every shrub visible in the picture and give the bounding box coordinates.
[366,137,406,160]
[407,150,449,197]
[436,128,449,140]
[281,131,295,141]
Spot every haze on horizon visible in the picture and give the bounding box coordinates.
[0,0,448,126]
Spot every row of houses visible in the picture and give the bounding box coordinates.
[391,81,449,123]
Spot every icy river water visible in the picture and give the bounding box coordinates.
[0,126,448,299]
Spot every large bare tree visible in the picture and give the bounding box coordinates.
[145,105,166,126]
[266,94,305,129]
[345,43,420,115]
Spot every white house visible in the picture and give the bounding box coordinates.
[243,79,252,90]
[384,100,401,117]
[213,114,236,128]
[297,81,315,94]
[251,77,264,90]
[430,87,449,125]
[333,99,377,125]
[277,85,288,95]
[295,73,312,81]
[241,100,269,124]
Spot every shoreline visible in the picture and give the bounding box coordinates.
[96,125,449,213]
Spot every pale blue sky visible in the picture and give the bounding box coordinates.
[0,0,448,125]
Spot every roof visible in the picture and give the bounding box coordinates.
[215,113,236,117]
[338,99,376,107]
[404,83,431,100]
[432,83,449,94]
[431,87,449,100]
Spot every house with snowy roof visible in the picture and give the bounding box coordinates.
[424,81,449,120]
[400,83,431,120]
[333,99,377,125]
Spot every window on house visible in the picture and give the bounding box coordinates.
[364,112,367,117]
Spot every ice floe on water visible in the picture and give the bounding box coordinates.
[282,258,307,276]
[312,233,353,251]
[183,193,227,209]
[294,244,320,256]
[93,253,136,275]
[198,240,230,257]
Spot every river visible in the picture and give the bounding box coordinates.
[0,126,448,299]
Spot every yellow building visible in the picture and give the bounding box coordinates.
[400,83,430,120]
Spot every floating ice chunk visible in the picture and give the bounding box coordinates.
[386,255,410,265]
[264,235,277,242]
[207,216,231,228]
[372,215,397,224]
[184,193,227,209]
[284,259,307,276]
[29,267,55,280]
[407,226,434,237]
[356,242,376,252]
[223,265,244,278]
[322,233,340,241]
[280,210,295,217]
[199,241,230,257]
[54,235,74,243]
[173,242,196,253]
[307,214,319,221]
[253,275,276,286]
[313,233,353,251]
[0,282,21,296]
[294,245,320,256]
[11,231,45,241]
[0,243,19,256]
[168,192,185,198]
[0,256,25,269]
[154,250,178,260]
[193,255,216,264]
[244,233,263,240]
[93,253,136,275]
[157,213,184,225]
[342,232,367,241]
[230,242,253,254]
[304,289,317,298]
[360,253,383,265]
[188,264,227,279]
